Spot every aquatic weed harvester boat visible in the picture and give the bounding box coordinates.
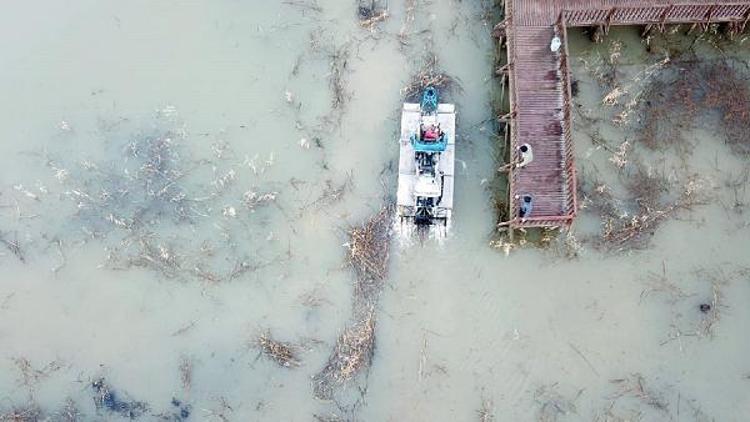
[397,87,456,237]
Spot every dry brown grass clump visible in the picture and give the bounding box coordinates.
[312,308,376,400]
[346,206,392,282]
[256,331,302,368]
[639,59,750,155]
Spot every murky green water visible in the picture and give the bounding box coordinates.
[0,1,748,421]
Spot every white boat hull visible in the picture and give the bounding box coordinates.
[396,102,456,234]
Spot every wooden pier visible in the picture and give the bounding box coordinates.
[497,0,750,229]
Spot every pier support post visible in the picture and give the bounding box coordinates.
[498,111,516,123]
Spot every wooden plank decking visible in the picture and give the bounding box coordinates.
[501,0,750,228]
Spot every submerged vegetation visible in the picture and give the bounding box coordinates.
[639,58,750,155]
[1,115,286,283]
[575,52,750,252]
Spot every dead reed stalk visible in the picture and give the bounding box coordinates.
[609,373,669,413]
[283,0,323,14]
[178,356,193,391]
[13,357,61,388]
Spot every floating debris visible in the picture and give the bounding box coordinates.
[346,206,392,283]
[0,404,44,422]
[178,356,193,392]
[402,54,462,103]
[55,399,81,422]
[312,307,376,400]
[0,232,26,263]
[609,374,669,414]
[358,0,389,30]
[578,166,709,252]
[256,331,302,368]
[242,190,278,211]
[477,398,494,422]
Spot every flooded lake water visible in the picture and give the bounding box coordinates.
[0,1,748,421]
